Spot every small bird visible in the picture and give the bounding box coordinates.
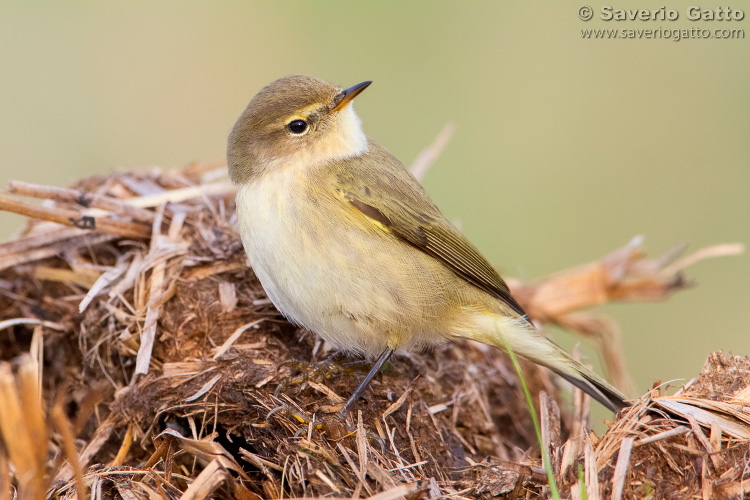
[227,76,627,414]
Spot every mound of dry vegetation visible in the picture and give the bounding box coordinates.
[0,156,747,499]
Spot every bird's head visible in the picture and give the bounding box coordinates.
[228,75,371,184]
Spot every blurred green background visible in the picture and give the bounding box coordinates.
[1,2,748,412]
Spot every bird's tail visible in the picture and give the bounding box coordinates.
[463,313,628,413]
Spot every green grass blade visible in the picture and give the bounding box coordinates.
[494,321,561,499]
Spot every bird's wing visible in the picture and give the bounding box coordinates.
[332,141,527,317]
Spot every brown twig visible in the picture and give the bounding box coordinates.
[0,194,150,238]
[409,123,455,181]
[7,180,156,222]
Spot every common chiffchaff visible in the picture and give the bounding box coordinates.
[227,76,627,414]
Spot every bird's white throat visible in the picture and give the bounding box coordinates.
[331,104,369,160]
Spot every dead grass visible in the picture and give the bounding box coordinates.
[0,158,747,499]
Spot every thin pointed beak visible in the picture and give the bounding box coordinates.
[330,81,372,113]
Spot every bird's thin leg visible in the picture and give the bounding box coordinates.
[339,348,394,417]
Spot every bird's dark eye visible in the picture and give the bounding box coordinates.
[288,119,308,134]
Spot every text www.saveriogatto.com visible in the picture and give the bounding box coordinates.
[578,6,745,41]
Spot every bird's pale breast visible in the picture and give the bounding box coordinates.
[235,160,483,358]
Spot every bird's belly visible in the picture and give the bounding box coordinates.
[235,177,455,358]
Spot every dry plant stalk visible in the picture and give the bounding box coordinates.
[0,195,151,239]
[510,236,743,394]
[0,356,47,500]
